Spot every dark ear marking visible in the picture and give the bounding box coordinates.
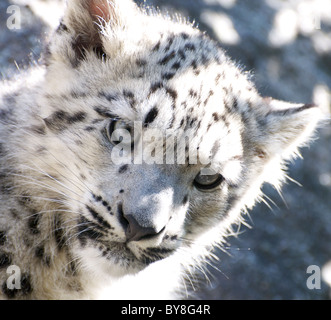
[72,35,107,66]
[93,45,107,60]
[268,103,318,116]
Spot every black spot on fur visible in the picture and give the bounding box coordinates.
[71,91,88,99]
[93,106,116,118]
[190,118,197,127]
[191,60,198,71]
[43,110,67,131]
[67,260,78,276]
[123,90,136,108]
[204,90,214,106]
[92,194,102,202]
[0,253,12,268]
[119,189,124,194]
[152,40,161,52]
[233,97,238,110]
[182,195,189,205]
[67,111,87,124]
[20,273,33,296]
[99,91,117,102]
[30,125,46,135]
[184,43,196,51]
[171,61,181,70]
[144,107,159,127]
[149,82,163,97]
[123,90,134,99]
[165,88,178,102]
[78,217,104,242]
[212,112,220,122]
[118,164,129,174]
[159,50,176,65]
[35,246,51,267]
[53,214,66,250]
[189,89,198,98]
[86,206,112,230]
[0,231,6,245]
[162,72,175,81]
[84,126,96,132]
[28,214,40,235]
[164,35,175,51]
[215,73,221,85]
[136,59,147,67]
[178,49,186,60]
[2,281,18,299]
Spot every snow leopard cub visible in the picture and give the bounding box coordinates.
[0,0,321,299]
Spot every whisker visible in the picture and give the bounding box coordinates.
[13,194,71,206]
[0,120,92,194]
[16,165,85,198]
[23,209,80,221]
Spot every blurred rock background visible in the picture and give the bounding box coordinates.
[0,0,330,299]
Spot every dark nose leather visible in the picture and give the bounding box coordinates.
[123,214,161,242]
[117,203,165,242]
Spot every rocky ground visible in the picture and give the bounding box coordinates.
[1,0,330,299]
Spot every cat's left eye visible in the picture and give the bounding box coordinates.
[193,172,224,191]
[106,119,133,147]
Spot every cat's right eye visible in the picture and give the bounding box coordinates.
[193,171,225,191]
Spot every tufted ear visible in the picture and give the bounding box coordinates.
[256,99,322,161]
[46,0,136,67]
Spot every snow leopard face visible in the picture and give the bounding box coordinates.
[6,0,320,282]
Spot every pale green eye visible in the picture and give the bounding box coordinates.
[193,172,224,190]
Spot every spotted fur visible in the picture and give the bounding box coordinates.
[0,0,322,299]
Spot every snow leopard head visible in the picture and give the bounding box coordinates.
[23,0,321,278]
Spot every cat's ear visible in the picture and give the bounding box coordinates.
[255,99,322,161]
[45,0,136,67]
[63,0,135,32]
